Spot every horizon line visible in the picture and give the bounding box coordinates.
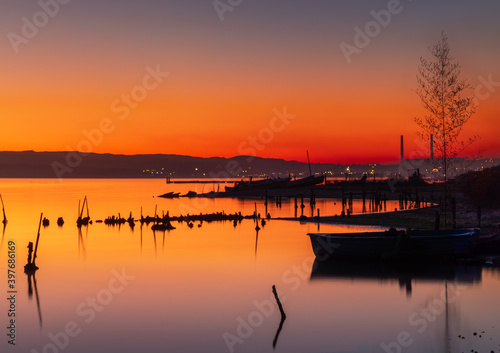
[1,150,498,166]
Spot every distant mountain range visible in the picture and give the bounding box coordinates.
[0,151,497,179]
[0,151,356,179]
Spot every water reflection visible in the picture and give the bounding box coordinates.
[254,227,260,259]
[308,260,500,353]
[272,285,287,349]
[0,223,5,253]
[151,229,158,257]
[273,314,286,350]
[27,272,43,329]
[310,260,483,297]
[140,223,143,252]
[78,226,87,260]
[0,180,497,353]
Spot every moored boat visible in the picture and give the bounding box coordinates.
[473,230,500,255]
[308,228,479,262]
[225,176,291,192]
[283,174,324,188]
[158,192,181,198]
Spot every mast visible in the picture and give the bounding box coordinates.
[306,150,312,176]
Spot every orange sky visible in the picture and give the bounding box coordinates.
[1,1,499,164]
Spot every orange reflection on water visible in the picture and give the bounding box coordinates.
[0,179,499,353]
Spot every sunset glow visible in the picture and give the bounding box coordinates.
[2,4,500,352]
[1,0,499,163]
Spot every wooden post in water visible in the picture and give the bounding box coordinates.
[272,285,286,349]
[85,196,90,220]
[32,213,43,267]
[0,194,7,225]
[25,213,43,273]
[254,203,260,231]
[272,285,286,319]
[79,197,86,220]
[27,242,34,265]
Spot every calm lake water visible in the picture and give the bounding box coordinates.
[0,179,499,353]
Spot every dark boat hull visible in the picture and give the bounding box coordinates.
[308,229,479,262]
[284,175,324,188]
[158,192,180,198]
[225,177,291,192]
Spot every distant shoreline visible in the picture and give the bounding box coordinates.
[0,150,497,179]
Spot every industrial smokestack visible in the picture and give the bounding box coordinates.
[430,134,434,160]
[400,135,404,162]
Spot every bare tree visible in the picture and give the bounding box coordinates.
[414,32,478,182]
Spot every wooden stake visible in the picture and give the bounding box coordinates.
[0,194,7,224]
[79,197,86,220]
[27,242,34,265]
[33,213,43,266]
[272,285,286,320]
[272,285,286,349]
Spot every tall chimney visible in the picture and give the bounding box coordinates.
[430,134,434,160]
[400,135,404,162]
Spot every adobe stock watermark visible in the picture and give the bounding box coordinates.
[51,65,169,179]
[340,0,407,64]
[213,0,243,22]
[166,106,295,218]
[208,107,296,181]
[7,0,71,54]
[474,73,500,102]
[380,281,466,353]
[30,268,135,353]
[223,237,338,352]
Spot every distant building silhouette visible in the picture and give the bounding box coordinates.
[400,135,404,162]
